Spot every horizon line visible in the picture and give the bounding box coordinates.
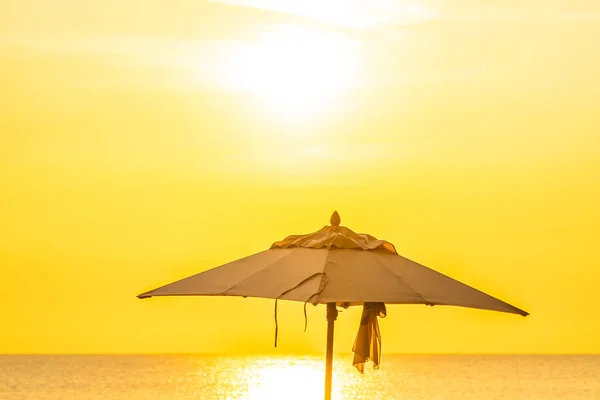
[2,352,599,356]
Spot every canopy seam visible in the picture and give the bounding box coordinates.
[370,254,434,305]
[221,249,298,295]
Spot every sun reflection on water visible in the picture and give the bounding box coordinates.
[243,357,342,400]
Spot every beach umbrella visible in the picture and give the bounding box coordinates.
[138,211,528,400]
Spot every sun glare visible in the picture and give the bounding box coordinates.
[210,0,436,28]
[218,25,361,121]
[246,362,341,400]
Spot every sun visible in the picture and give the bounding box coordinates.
[218,24,361,121]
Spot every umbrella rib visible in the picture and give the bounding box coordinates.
[371,255,433,305]
[220,250,299,295]
[392,255,529,316]
[374,255,529,316]
[137,250,277,299]
[309,248,333,304]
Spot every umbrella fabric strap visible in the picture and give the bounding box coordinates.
[273,298,315,348]
[352,302,387,373]
[273,272,328,347]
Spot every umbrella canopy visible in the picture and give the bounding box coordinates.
[138,211,527,400]
[138,211,526,316]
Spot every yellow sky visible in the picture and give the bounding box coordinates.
[1,0,599,354]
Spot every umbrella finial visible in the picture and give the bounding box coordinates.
[330,211,341,226]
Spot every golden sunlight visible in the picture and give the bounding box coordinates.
[217,24,361,121]
[246,362,341,400]
[210,0,436,28]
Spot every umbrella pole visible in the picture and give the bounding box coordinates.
[325,302,338,400]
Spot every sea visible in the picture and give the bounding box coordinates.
[1,355,598,400]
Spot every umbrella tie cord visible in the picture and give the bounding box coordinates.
[273,272,327,347]
[274,297,325,348]
[303,302,308,332]
[274,298,279,347]
[303,274,328,333]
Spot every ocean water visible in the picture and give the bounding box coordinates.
[1,355,598,400]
